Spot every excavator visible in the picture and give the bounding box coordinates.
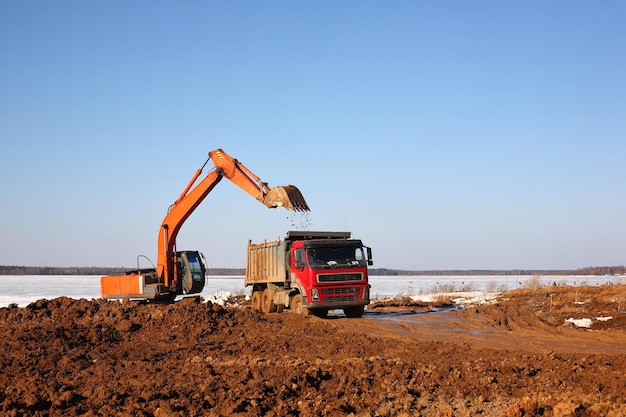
[100,148,309,302]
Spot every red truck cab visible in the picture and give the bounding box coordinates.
[287,231,372,318]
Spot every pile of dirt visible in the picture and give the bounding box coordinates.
[2,284,626,416]
[467,284,626,331]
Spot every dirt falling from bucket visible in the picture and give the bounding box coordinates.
[287,210,311,230]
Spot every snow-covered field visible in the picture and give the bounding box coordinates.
[1,274,624,308]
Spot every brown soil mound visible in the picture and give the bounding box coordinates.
[2,284,626,416]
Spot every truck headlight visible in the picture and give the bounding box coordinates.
[311,288,320,301]
[363,286,370,300]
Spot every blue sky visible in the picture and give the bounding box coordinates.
[1,1,625,270]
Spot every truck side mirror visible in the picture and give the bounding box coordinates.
[294,249,305,269]
[366,247,373,266]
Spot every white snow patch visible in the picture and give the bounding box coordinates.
[410,291,499,306]
[564,316,614,328]
[565,318,592,328]
[204,289,232,306]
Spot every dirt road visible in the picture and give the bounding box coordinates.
[1,284,625,416]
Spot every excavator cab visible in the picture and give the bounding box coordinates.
[176,251,206,295]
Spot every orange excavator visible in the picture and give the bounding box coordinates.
[100,148,309,301]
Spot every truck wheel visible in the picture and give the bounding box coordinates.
[262,288,277,313]
[289,294,310,316]
[251,291,262,311]
[343,306,365,318]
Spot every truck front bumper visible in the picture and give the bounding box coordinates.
[303,298,370,310]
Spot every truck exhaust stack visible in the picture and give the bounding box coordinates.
[264,185,310,212]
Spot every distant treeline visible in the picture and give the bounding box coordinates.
[1,265,625,276]
[369,266,626,276]
[0,266,245,276]
[0,266,124,276]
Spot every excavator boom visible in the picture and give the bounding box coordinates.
[100,148,309,301]
[208,149,309,212]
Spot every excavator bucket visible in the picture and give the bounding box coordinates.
[264,185,310,212]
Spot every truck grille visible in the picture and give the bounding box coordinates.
[322,287,360,295]
[326,295,359,303]
[317,273,363,283]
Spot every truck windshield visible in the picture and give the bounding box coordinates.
[307,246,365,268]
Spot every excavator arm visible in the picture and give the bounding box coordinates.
[157,148,309,291]
[100,148,308,301]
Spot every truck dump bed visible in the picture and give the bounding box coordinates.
[245,238,287,286]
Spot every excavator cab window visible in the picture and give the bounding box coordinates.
[178,251,206,294]
[187,254,204,281]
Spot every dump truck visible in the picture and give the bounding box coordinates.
[246,231,372,318]
[100,149,309,302]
